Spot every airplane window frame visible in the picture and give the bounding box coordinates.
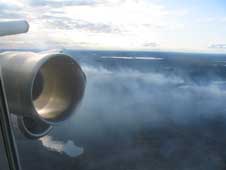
[0,68,21,170]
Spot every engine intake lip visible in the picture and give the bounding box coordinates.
[30,54,86,125]
[17,116,53,139]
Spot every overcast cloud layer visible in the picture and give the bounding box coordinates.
[0,0,226,52]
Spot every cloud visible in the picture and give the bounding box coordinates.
[28,0,127,7]
[43,58,226,169]
[2,0,225,52]
[43,16,121,33]
[143,42,159,48]
[0,1,25,19]
[0,0,192,50]
[39,136,84,157]
[209,44,226,49]
[27,0,101,7]
[15,52,226,169]
[65,62,226,140]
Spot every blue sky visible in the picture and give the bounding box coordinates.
[0,0,226,52]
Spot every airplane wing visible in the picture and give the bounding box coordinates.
[0,20,29,37]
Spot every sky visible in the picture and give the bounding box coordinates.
[0,0,226,53]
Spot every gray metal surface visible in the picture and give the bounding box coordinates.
[0,70,21,170]
[0,129,10,170]
[0,20,29,37]
[0,52,86,124]
[0,51,86,138]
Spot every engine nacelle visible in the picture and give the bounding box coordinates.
[0,51,86,139]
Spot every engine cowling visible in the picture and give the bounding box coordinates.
[0,51,86,139]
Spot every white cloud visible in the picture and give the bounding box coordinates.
[209,44,226,50]
[0,0,225,52]
[39,135,84,157]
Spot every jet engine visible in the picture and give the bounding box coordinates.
[0,51,86,139]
